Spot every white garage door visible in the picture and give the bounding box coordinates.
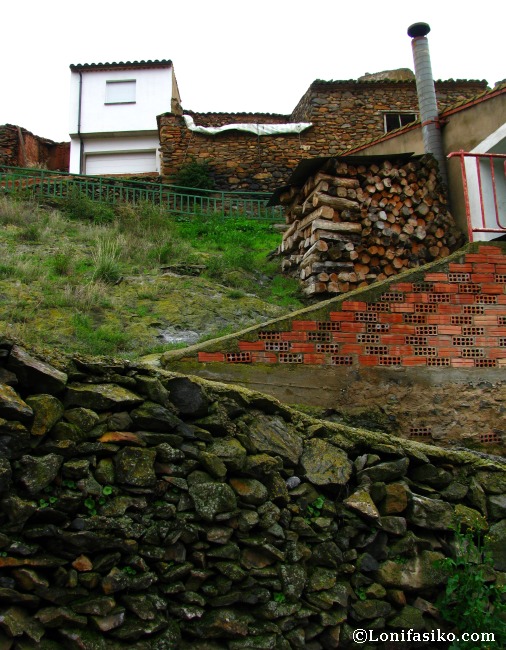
[85,151,157,175]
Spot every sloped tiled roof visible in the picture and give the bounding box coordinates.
[70,60,172,71]
[309,78,488,88]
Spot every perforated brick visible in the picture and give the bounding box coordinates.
[414,347,437,356]
[451,315,473,325]
[308,331,332,342]
[279,353,303,364]
[317,321,341,331]
[258,331,281,340]
[406,336,428,345]
[476,295,497,304]
[480,432,502,444]
[463,305,485,314]
[428,294,452,303]
[404,314,427,324]
[458,283,481,293]
[413,282,434,292]
[416,326,438,335]
[500,338,506,347]
[427,358,451,367]
[226,352,251,363]
[380,292,405,302]
[474,359,497,368]
[415,304,438,313]
[357,334,380,343]
[452,336,475,346]
[367,303,391,312]
[355,312,378,322]
[316,343,341,353]
[367,323,390,333]
[379,356,402,366]
[462,327,484,336]
[448,273,471,282]
[495,274,506,283]
[365,346,389,355]
[330,356,353,366]
[265,341,290,352]
[499,317,506,326]
[461,348,485,358]
[409,426,432,437]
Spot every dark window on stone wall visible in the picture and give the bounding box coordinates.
[384,112,417,133]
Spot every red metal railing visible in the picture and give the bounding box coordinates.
[448,150,506,242]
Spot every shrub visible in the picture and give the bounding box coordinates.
[51,252,73,276]
[436,525,506,648]
[174,158,215,195]
[59,190,116,224]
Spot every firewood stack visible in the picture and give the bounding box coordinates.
[276,155,463,296]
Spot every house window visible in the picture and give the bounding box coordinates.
[383,112,417,133]
[105,80,136,104]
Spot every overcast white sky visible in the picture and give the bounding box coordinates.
[1,0,503,142]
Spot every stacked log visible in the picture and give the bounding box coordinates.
[277,155,463,296]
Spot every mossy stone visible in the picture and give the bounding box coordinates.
[0,384,33,421]
[351,599,392,621]
[301,438,352,487]
[407,494,454,530]
[17,453,63,495]
[388,605,426,631]
[189,482,237,522]
[114,447,157,487]
[207,438,247,471]
[375,550,446,590]
[130,401,182,432]
[344,489,380,520]
[229,478,269,505]
[244,414,302,466]
[64,383,143,412]
[26,394,64,437]
[64,407,100,433]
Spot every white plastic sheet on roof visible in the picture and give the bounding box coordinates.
[183,114,312,136]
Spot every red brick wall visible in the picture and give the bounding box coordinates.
[198,245,506,369]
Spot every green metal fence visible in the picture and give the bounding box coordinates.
[0,166,283,221]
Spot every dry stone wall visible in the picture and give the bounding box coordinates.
[158,80,487,192]
[0,124,69,171]
[1,340,506,648]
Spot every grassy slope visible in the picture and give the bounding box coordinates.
[0,195,302,358]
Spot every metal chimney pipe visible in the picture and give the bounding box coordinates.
[407,22,447,185]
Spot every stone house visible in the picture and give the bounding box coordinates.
[157,71,487,191]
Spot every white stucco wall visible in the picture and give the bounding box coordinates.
[465,123,506,241]
[69,66,174,136]
[69,135,161,175]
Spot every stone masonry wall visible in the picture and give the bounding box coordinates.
[1,341,506,648]
[290,80,487,154]
[158,80,487,192]
[0,124,70,171]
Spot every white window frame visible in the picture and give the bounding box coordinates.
[383,112,417,133]
[105,80,136,105]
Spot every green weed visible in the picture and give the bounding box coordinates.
[92,238,122,284]
[436,525,506,648]
[72,313,129,356]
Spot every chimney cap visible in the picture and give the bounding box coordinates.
[407,22,431,38]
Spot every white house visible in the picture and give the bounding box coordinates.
[69,59,180,176]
